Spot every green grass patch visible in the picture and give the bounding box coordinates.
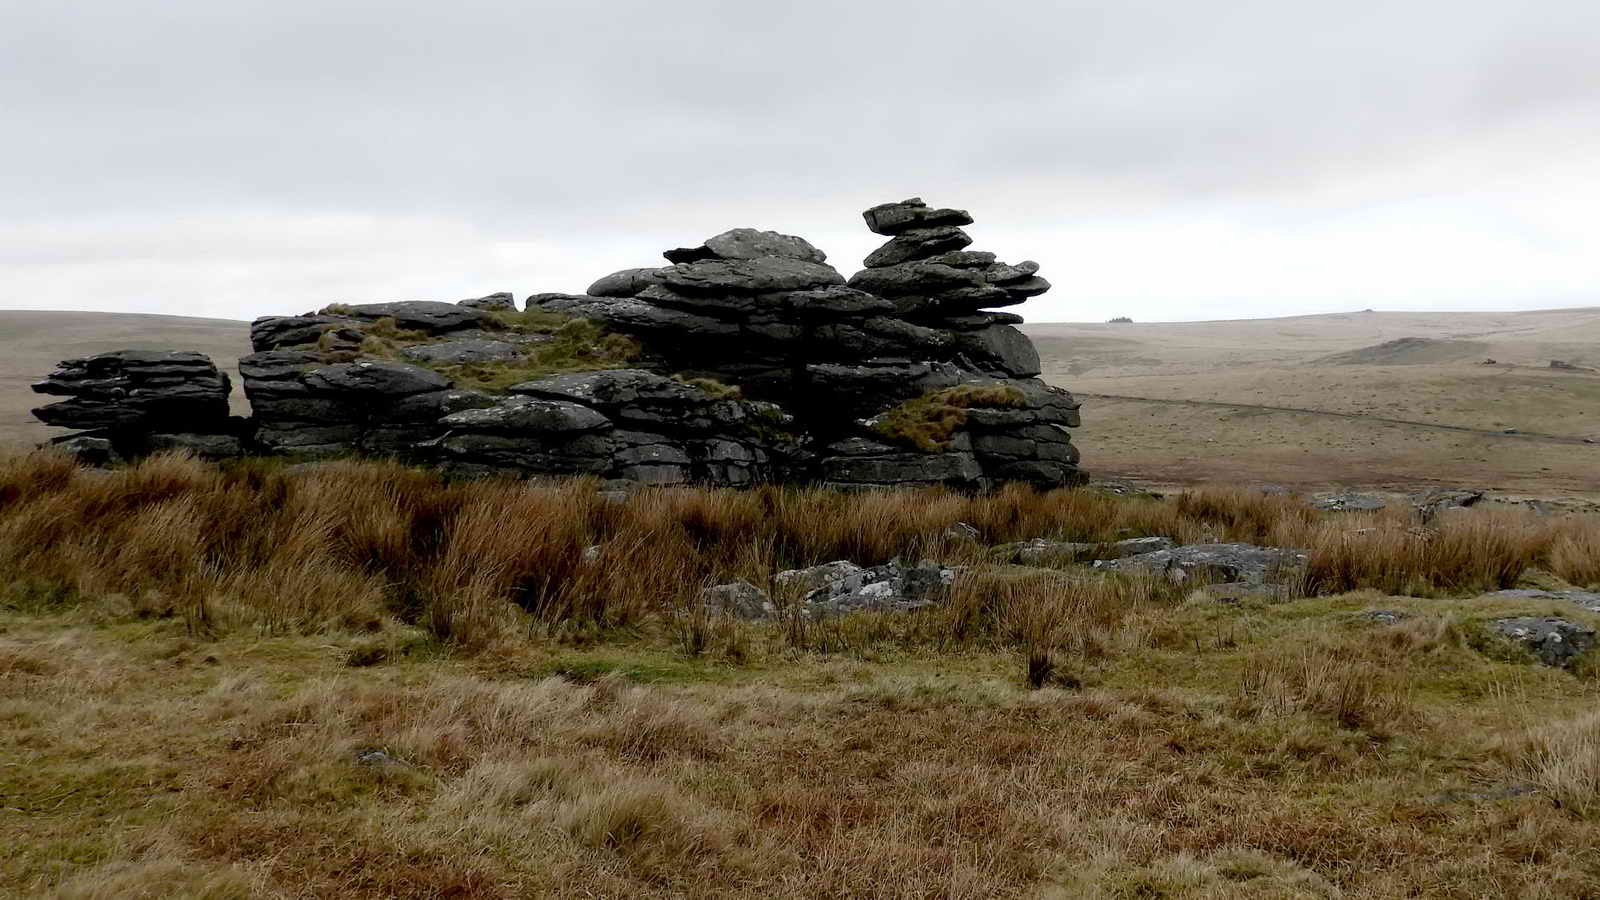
[426,318,642,392]
[871,384,1029,452]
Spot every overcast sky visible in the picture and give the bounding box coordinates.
[3,0,1597,323]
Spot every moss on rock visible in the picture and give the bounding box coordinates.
[871,384,1028,452]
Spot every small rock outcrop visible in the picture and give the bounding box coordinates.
[1489,617,1596,668]
[703,558,959,620]
[32,200,1085,490]
[31,350,243,462]
[1092,543,1308,587]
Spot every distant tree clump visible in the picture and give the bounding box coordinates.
[1107,316,1134,324]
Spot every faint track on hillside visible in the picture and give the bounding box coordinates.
[1075,393,1600,446]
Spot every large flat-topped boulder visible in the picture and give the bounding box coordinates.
[335,300,489,332]
[660,258,845,295]
[665,228,828,265]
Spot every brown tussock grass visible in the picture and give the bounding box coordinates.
[2,450,1598,656]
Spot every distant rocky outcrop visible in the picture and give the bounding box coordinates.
[31,350,243,464]
[32,199,1085,490]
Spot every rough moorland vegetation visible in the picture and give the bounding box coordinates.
[4,450,1600,896]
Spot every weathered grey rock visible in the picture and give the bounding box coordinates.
[847,261,984,299]
[662,258,845,295]
[400,339,523,365]
[335,301,489,333]
[780,286,895,317]
[42,197,1083,489]
[953,324,1041,378]
[531,294,741,341]
[776,561,868,594]
[250,315,353,351]
[457,292,516,311]
[1480,589,1600,614]
[142,432,246,459]
[1002,276,1052,301]
[587,268,669,298]
[702,581,773,619]
[1489,617,1596,667]
[924,250,997,268]
[812,317,953,359]
[997,536,1176,564]
[799,560,957,617]
[1094,543,1308,585]
[387,389,499,423]
[1312,493,1387,512]
[31,350,232,432]
[1360,609,1413,624]
[439,397,610,434]
[942,312,1025,330]
[303,361,451,397]
[46,431,124,466]
[509,370,788,436]
[863,198,974,235]
[672,228,829,264]
[821,450,983,489]
[863,226,973,268]
[981,261,1040,285]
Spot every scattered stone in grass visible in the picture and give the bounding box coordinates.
[1360,609,1413,625]
[354,748,409,771]
[768,559,956,618]
[1428,783,1541,805]
[1312,492,1387,512]
[1093,543,1307,587]
[1480,589,1600,613]
[944,521,980,542]
[1488,617,1596,668]
[996,535,1175,565]
[702,581,772,619]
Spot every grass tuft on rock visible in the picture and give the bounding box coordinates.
[872,384,1029,452]
[430,318,642,392]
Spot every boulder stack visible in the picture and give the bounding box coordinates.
[31,199,1085,490]
[559,199,1081,488]
[31,350,242,462]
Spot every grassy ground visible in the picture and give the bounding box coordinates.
[4,453,1600,897]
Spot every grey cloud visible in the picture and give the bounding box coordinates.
[1,0,1596,320]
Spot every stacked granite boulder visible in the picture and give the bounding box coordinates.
[429,369,799,484]
[31,199,1084,490]
[30,350,242,463]
[550,198,1082,488]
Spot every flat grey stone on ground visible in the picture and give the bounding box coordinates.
[702,581,773,619]
[1312,492,1387,512]
[1360,609,1413,624]
[1094,543,1308,586]
[1489,617,1596,667]
[1480,589,1600,613]
[998,536,1176,564]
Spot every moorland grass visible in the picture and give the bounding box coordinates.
[5,451,1600,896]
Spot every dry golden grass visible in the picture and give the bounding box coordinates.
[5,451,1600,896]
